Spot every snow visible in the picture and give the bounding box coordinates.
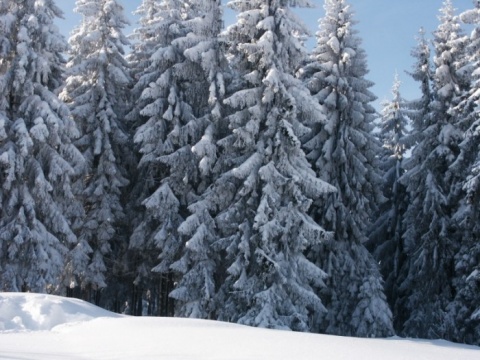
[0,293,120,332]
[0,293,478,360]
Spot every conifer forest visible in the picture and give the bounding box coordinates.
[0,0,479,346]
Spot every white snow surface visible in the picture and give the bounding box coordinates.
[0,293,478,360]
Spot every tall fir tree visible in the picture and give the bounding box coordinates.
[125,0,168,315]
[127,0,163,130]
[368,74,409,326]
[388,27,434,333]
[0,1,13,72]
[0,0,84,292]
[204,0,337,331]
[59,0,132,305]
[446,0,480,344]
[127,0,217,316]
[398,0,470,339]
[405,28,434,144]
[167,0,227,318]
[298,0,393,337]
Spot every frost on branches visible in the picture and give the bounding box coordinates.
[398,0,469,339]
[60,0,132,302]
[127,0,195,315]
[299,0,393,337]
[0,0,84,292]
[167,0,227,319]
[202,0,336,331]
[404,28,433,144]
[446,0,480,345]
[368,74,410,329]
[127,0,225,316]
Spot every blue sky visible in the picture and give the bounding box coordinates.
[56,0,474,110]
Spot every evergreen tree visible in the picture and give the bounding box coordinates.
[0,0,84,292]
[446,1,480,344]
[167,0,227,318]
[127,0,216,316]
[298,0,393,337]
[449,157,480,345]
[368,74,409,326]
[59,0,131,304]
[127,0,163,131]
[405,28,434,143]
[0,1,14,71]
[124,0,167,315]
[204,0,337,331]
[386,27,434,333]
[398,0,469,339]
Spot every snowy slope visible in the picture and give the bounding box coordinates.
[0,293,478,360]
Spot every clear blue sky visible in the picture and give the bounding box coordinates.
[56,0,474,110]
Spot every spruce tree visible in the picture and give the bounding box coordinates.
[0,0,84,292]
[127,0,162,131]
[299,0,393,337]
[167,0,227,318]
[368,74,409,327]
[398,0,469,339]
[59,0,131,304]
[405,28,434,144]
[446,1,480,344]
[128,0,216,315]
[125,0,167,315]
[206,0,336,331]
[386,28,433,333]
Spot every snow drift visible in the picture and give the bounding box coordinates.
[0,293,478,360]
[0,292,120,332]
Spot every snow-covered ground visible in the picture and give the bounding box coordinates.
[0,293,478,360]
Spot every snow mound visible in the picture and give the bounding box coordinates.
[0,292,120,332]
[0,293,479,360]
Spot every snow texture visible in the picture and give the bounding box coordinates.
[397,0,471,340]
[299,0,392,337]
[0,293,478,360]
[60,0,132,296]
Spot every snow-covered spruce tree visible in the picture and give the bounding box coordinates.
[127,0,163,131]
[203,0,337,331]
[166,0,227,319]
[448,159,480,345]
[0,1,14,72]
[387,27,434,332]
[404,28,433,144]
[124,0,166,315]
[0,0,84,292]
[0,1,14,136]
[368,74,409,324]
[127,0,215,316]
[397,0,470,339]
[298,0,393,337]
[446,1,480,345]
[59,0,131,304]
